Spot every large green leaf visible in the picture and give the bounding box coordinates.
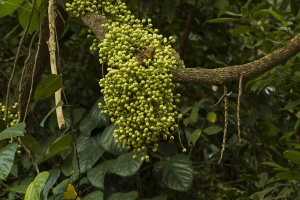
[99,124,126,155]
[34,74,62,102]
[153,154,193,191]
[203,126,223,135]
[275,172,300,180]
[0,122,26,140]
[83,191,104,200]
[41,169,61,200]
[283,150,300,166]
[108,191,138,200]
[77,135,105,172]
[87,160,112,189]
[0,0,24,18]
[44,134,73,160]
[52,179,69,195]
[20,133,44,160]
[24,171,49,200]
[17,3,39,34]
[110,151,144,177]
[0,142,18,180]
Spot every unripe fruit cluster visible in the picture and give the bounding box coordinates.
[0,102,19,127]
[66,0,185,161]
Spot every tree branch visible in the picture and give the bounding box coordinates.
[80,12,300,85]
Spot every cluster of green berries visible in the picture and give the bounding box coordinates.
[66,0,185,161]
[0,102,19,127]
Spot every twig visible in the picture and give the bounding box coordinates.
[218,86,228,164]
[211,93,226,107]
[5,0,36,124]
[18,137,40,174]
[48,0,65,129]
[24,12,42,121]
[237,74,243,143]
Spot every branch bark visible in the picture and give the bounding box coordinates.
[80,12,300,85]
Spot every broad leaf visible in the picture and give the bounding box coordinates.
[63,184,79,200]
[0,0,24,19]
[18,3,40,34]
[20,133,44,160]
[0,142,18,180]
[4,184,28,193]
[283,150,300,166]
[206,112,217,123]
[77,135,105,172]
[83,191,104,200]
[188,129,201,146]
[203,126,222,135]
[153,154,193,191]
[41,169,61,200]
[24,171,49,200]
[87,160,112,189]
[44,134,73,160]
[0,122,26,140]
[52,179,69,195]
[261,162,289,171]
[110,151,144,177]
[99,124,126,155]
[34,74,62,102]
[275,172,300,180]
[108,191,138,200]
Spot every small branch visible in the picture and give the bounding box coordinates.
[48,0,65,129]
[172,34,300,84]
[237,74,243,143]
[18,137,40,174]
[218,86,228,164]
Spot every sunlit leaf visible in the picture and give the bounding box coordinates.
[24,171,49,200]
[153,154,193,191]
[0,122,26,140]
[206,112,217,123]
[63,184,80,200]
[0,142,18,180]
[34,74,62,102]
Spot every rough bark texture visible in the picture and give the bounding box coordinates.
[81,12,300,85]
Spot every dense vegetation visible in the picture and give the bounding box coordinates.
[1,0,300,199]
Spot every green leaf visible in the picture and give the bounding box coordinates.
[87,160,112,189]
[283,150,300,166]
[44,134,73,160]
[77,135,105,172]
[275,172,300,180]
[261,162,289,171]
[83,191,104,200]
[0,142,18,180]
[34,74,62,102]
[0,0,24,18]
[291,0,300,16]
[110,151,144,177]
[203,126,223,135]
[205,18,241,24]
[41,169,61,200]
[52,179,69,195]
[232,25,253,37]
[20,133,44,160]
[0,122,26,140]
[108,191,138,200]
[24,171,49,200]
[4,184,28,193]
[280,99,300,110]
[99,124,126,155]
[18,3,39,34]
[240,174,260,182]
[206,112,217,123]
[188,129,201,146]
[40,100,64,127]
[218,11,242,17]
[153,154,193,191]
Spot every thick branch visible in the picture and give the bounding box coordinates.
[171,33,300,84]
[80,12,300,85]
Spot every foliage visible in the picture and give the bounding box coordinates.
[1,0,300,199]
